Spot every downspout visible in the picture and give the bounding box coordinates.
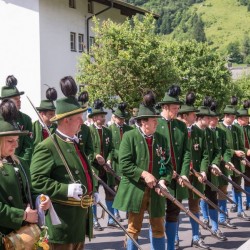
[87,1,114,53]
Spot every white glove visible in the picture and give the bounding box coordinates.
[94,192,100,205]
[67,183,83,201]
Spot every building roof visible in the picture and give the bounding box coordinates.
[92,0,160,19]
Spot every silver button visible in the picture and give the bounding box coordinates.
[210,141,212,143]
[75,170,79,174]
[8,196,13,201]
[178,157,180,160]
[210,149,213,151]
[162,126,164,129]
[140,141,143,144]
[196,160,198,162]
[175,142,178,145]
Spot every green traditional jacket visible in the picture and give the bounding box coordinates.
[203,127,221,186]
[109,123,133,176]
[213,126,232,185]
[30,132,94,244]
[113,128,173,218]
[189,125,209,198]
[218,123,246,176]
[89,124,115,187]
[32,120,57,150]
[156,118,191,200]
[15,111,33,165]
[78,124,94,164]
[0,158,32,250]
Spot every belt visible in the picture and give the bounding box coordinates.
[52,195,93,208]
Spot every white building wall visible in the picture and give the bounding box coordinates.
[0,0,41,120]
[0,0,130,121]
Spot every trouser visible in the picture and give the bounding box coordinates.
[128,188,165,239]
[231,175,243,213]
[218,185,228,222]
[244,164,250,206]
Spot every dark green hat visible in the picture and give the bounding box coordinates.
[88,99,107,118]
[37,87,57,111]
[113,103,127,119]
[223,96,238,115]
[0,117,29,137]
[136,90,161,120]
[0,75,24,99]
[158,85,183,105]
[37,100,56,111]
[178,92,198,114]
[50,76,86,122]
[50,96,86,122]
[236,100,250,117]
[196,106,214,117]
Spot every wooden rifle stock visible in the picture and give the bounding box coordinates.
[176,174,228,216]
[225,162,250,183]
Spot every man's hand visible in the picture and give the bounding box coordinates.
[96,154,105,165]
[234,150,245,158]
[211,164,221,176]
[225,162,234,170]
[67,183,83,200]
[198,171,207,183]
[141,171,157,189]
[155,179,167,196]
[177,175,189,187]
[172,171,177,179]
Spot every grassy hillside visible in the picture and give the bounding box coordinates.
[192,0,250,53]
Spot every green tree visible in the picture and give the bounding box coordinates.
[233,74,250,101]
[163,40,233,109]
[227,42,243,64]
[77,15,177,109]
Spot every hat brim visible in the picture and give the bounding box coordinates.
[178,109,199,114]
[135,115,161,120]
[0,130,29,137]
[88,111,107,118]
[50,107,87,122]
[36,107,56,111]
[158,101,183,105]
[0,91,25,100]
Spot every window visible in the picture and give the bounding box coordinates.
[78,34,84,52]
[70,32,76,51]
[88,0,94,13]
[89,36,95,48]
[69,0,76,8]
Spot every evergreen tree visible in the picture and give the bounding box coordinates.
[227,42,243,64]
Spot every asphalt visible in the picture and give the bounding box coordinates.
[85,186,250,250]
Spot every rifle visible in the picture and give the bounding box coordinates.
[155,181,214,234]
[191,168,235,206]
[103,163,121,182]
[225,162,250,183]
[209,166,250,197]
[98,202,142,250]
[27,97,142,249]
[175,174,228,216]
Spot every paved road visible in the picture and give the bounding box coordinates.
[85,186,250,250]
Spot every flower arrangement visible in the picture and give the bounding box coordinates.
[34,226,49,250]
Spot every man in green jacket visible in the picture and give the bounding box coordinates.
[113,90,173,250]
[109,102,132,221]
[209,101,237,229]
[195,100,227,242]
[88,99,117,230]
[0,75,33,164]
[156,85,191,250]
[218,97,250,220]
[176,92,210,249]
[235,100,250,211]
[32,87,57,150]
[30,76,95,249]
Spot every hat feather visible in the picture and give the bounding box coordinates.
[210,101,218,112]
[186,92,196,106]
[142,90,156,107]
[6,75,17,88]
[203,96,213,108]
[168,85,181,97]
[243,100,250,109]
[117,102,127,112]
[93,99,104,109]
[0,99,18,123]
[60,76,78,97]
[231,96,238,106]
[78,91,89,105]
[46,87,57,101]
